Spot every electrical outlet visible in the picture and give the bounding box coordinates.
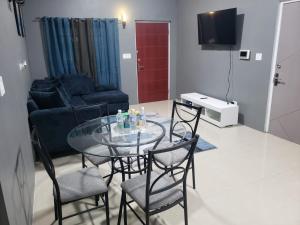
[0,76,6,97]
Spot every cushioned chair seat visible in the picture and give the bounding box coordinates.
[54,167,107,203]
[83,145,112,166]
[143,140,173,153]
[121,171,183,210]
[82,90,129,104]
[84,145,132,158]
[143,139,181,154]
[154,146,188,167]
[85,154,111,166]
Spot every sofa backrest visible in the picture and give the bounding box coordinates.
[60,75,95,96]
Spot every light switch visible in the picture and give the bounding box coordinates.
[122,53,132,59]
[255,53,263,61]
[0,76,6,97]
[19,61,28,71]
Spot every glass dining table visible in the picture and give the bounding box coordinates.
[67,115,187,179]
[67,115,187,223]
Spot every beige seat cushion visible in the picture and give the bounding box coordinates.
[54,167,107,203]
[121,171,183,210]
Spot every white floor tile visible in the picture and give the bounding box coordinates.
[33,100,300,225]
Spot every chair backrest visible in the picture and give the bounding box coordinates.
[35,131,61,200]
[170,101,202,142]
[145,135,199,210]
[71,103,116,157]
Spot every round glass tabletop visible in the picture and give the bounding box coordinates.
[67,115,186,158]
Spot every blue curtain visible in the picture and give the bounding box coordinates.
[41,17,77,78]
[93,19,121,89]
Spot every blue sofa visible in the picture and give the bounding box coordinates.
[28,75,129,157]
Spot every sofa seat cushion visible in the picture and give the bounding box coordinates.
[61,75,95,96]
[106,102,129,115]
[69,96,86,107]
[95,85,117,92]
[82,90,129,104]
[30,91,64,109]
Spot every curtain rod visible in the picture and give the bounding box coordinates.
[33,17,172,23]
[32,17,120,22]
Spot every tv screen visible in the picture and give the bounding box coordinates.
[197,8,237,45]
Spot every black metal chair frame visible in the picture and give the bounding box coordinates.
[169,101,202,189]
[100,119,166,180]
[117,135,199,225]
[35,134,110,225]
[72,103,117,187]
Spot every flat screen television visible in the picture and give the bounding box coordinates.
[197,8,237,45]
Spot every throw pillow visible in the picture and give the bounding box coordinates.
[61,75,95,96]
[31,79,59,91]
[30,91,64,109]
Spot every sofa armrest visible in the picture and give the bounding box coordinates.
[30,107,77,156]
[27,99,39,115]
[29,105,106,157]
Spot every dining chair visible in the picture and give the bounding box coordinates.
[35,132,110,225]
[72,104,132,187]
[153,101,202,189]
[72,103,111,169]
[118,135,199,225]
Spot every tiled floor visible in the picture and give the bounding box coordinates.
[33,100,300,225]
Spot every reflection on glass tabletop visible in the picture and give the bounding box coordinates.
[67,115,186,157]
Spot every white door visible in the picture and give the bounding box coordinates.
[269,1,300,145]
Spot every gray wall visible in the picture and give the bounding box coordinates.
[23,0,178,104]
[0,0,34,224]
[22,0,280,131]
[176,0,279,131]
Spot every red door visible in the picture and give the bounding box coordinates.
[136,22,169,103]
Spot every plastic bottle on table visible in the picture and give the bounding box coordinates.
[140,107,147,128]
[116,109,124,130]
[129,109,137,129]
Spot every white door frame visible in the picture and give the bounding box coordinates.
[134,20,171,103]
[264,0,300,132]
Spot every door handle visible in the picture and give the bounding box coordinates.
[273,73,286,86]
